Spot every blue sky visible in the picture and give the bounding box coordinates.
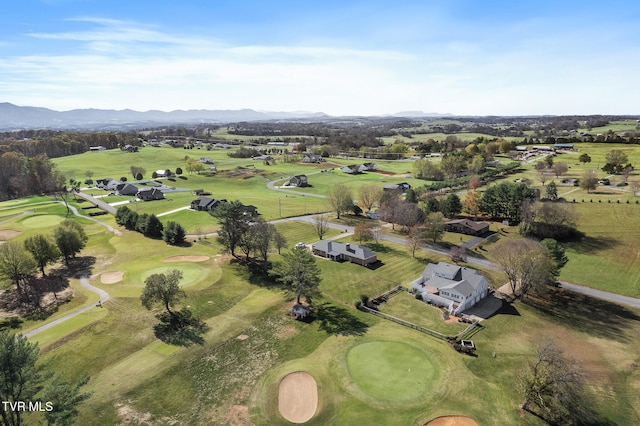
[1,0,639,115]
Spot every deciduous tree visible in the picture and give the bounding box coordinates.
[0,241,37,297]
[24,234,60,276]
[517,340,592,425]
[422,212,446,243]
[493,238,553,299]
[326,184,353,219]
[579,170,598,193]
[53,220,88,267]
[140,269,186,318]
[578,153,591,165]
[359,185,382,212]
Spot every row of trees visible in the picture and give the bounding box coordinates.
[115,206,185,245]
[211,201,286,262]
[0,219,87,302]
[0,153,62,201]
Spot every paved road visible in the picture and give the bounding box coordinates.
[559,281,640,309]
[24,277,110,338]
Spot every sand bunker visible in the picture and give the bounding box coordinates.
[425,416,478,426]
[162,255,210,262]
[278,372,318,424]
[101,271,124,284]
[0,230,21,240]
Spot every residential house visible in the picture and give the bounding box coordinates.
[95,178,113,189]
[116,183,139,196]
[239,204,258,217]
[383,182,411,193]
[121,144,139,152]
[359,162,378,172]
[154,169,173,178]
[136,188,164,201]
[287,175,309,187]
[198,157,214,164]
[311,240,377,266]
[303,154,324,163]
[190,197,226,212]
[444,219,489,236]
[341,165,361,174]
[105,179,122,191]
[411,262,488,315]
[89,146,106,151]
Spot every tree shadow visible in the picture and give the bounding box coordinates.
[314,302,369,336]
[564,234,619,255]
[525,288,640,343]
[50,256,97,279]
[153,309,208,347]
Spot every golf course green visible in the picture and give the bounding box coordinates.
[20,214,64,228]
[347,341,437,402]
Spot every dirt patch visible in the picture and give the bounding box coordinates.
[0,230,21,240]
[115,403,153,425]
[236,334,249,340]
[101,271,124,284]
[372,169,399,176]
[227,405,253,426]
[425,416,478,426]
[162,255,210,262]
[278,371,318,424]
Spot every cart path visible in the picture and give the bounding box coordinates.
[24,276,110,338]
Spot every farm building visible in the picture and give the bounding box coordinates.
[444,219,489,236]
[341,165,361,174]
[311,240,377,266]
[411,262,488,315]
[303,154,324,163]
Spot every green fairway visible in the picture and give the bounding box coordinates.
[20,214,64,228]
[347,341,436,402]
[139,264,214,290]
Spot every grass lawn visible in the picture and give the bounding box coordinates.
[316,239,446,304]
[378,292,468,335]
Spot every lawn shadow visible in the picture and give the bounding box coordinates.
[525,288,640,342]
[564,233,619,255]
[314,302,369,336]
[153,309,209,347]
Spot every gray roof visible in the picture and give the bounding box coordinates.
[312,240,376,261]
[417,262,487,298]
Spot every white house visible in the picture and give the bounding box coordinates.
[411,262,488,315]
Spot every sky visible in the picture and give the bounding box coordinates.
[1,0,640,116]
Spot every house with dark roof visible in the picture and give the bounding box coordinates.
[287,175,309,187]
[239,204,258,217]
[121,144,139,152]
[116,183,139,196]
[383,182,411,193]
[359,162,378,172]
[136,188,164,201]
[444,219,489,236]
[311,240,377,266]
[411,262,488,315]
[341,165,361,174]
[190,197,226,211]
[303,154,324,163]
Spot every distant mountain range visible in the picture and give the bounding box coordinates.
[0,102,452,131]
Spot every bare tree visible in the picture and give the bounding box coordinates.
[449,246,467,263]
[272,229,287,254]
[535,162,549,186]
[406,226,422,258]
[354,222,374,244]
[551,162,568,178]
[493,239,553,299]
[313,214,329,240]
[326,184,353,219]
[579,170,598,193]
[359,185,382,212]
[631,180,640,197]
[378,195,402,230]
[621,165,634,183]
[517,340,592,425]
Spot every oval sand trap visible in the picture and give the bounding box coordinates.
[101,271,124,284]
[278,372,318,424]
[0,230,21,240]
[162,255,210,262]
[426,416,478,426]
